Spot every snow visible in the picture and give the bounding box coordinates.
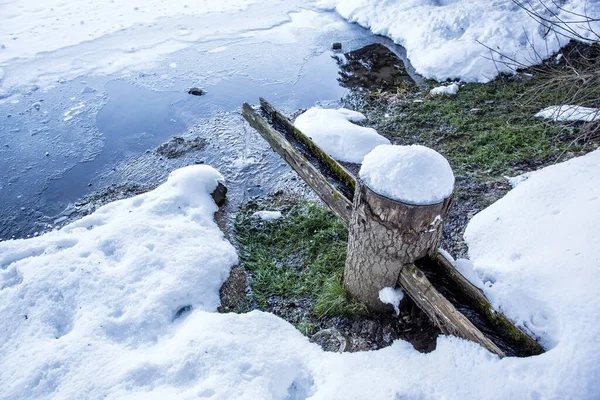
[294,107,390,163]
[378,287,404,315]
[360,145,455,205]
[430,83,459,96]
[253,210,283,221]
[0,0,304,93]
[0,165,240,398]
[535,105,600,122]
[2,151,600,397]
[0,0,260,64]
[319,0,600,82]
[505,171,533,188]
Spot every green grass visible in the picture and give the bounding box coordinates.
[314,275,367,318]
[353,74,595,178]
[234,200,366,323]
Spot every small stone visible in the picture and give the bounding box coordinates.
[310,329,349,352]
[332,42,342,50]
[211,182,227,207]
[188,87,206,96]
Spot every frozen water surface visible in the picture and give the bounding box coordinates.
[0,6,415,239]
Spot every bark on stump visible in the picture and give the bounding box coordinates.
[344,181,453,311]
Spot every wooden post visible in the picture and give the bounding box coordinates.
[344,180,453,311]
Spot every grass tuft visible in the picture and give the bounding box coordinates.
[314,275,367,318]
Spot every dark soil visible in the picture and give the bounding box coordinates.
[334,43,415,92]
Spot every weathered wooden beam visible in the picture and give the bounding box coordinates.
[431,252,545,355]
[259,98,357,199]
[399,263,505,357]
[242,103,353,225]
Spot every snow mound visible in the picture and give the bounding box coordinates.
[505,171,533,188]
[464,148,600,390]
[319,0,600,82]
[430,83,459,96]
[360,145,455,205]
[253,210,283,221]
[294,107,390,163]
[378,287,404,315]
[0,165,241,398]
[535,105,600,122]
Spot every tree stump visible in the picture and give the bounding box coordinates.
[344,181,453,311]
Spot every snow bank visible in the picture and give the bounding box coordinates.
[464,148,600,388]
[535,105,600,122]
[360,145,455,205]
[378,287,404,315]
[319,0,600,82]
[0,165,240,398]
[294,107,390,163]
[430,83,459,96]
[253,210,283,221]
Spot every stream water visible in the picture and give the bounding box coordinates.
[0,8,418,240]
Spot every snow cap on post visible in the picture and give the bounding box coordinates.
[359,144,455,205]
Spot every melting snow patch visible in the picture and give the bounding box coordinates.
[535,105,600,122]
[378,287,404,315]
[505,171,533,188]
[360,144,455,205]
[252,210,283,222]
[430,83,459,96]
[294,107,390,163]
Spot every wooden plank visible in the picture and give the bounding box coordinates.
[259,98,357,199]
[399,263,506,357]
[432,252,545,355]
[242,103,353,226]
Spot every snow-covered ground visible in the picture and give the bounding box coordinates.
[319,0,600,82]
[2,0,600,398]
[2,149,600,399]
